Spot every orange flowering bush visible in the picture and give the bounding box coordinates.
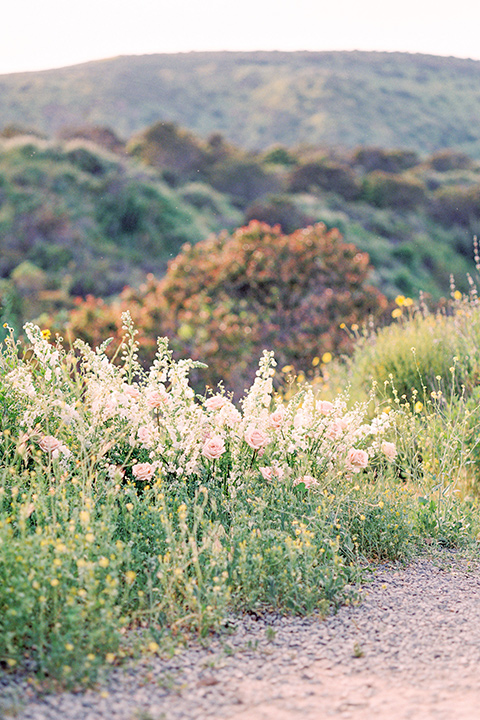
[64,221,387,395]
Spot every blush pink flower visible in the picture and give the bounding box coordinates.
[146,388,168,408]
[346,448,369,472]
[381,441,397,461]
[293,410,307,429]
[245,426,269,450]
[205,395,227,411]
[259,465,285,481]
[318,400,334,415]
[202,435,226,460]
[132,462,156,482]
[138,426,154,446]
[326,420,345,440]
[269,405,286,428]
[122,384,141,399]
[38,435,70,459]
[38,435,62,453]
[293,475,319,489]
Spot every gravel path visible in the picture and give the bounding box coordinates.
[2,549,480,720]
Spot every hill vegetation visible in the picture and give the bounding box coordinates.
[2,51,480,156]
[2,123,480,336]
[0,135,242,331]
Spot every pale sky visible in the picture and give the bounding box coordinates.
[1,0,480,75]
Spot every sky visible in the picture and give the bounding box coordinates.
[1,0,480,75]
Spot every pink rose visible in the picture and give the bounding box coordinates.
[318,400,334,415]
[245,426,269,450]
[132,462,156,482]
[260,466,285,481]
[269,405,286,428]
[122,384,141,399]
[205,395,227,411]
[326,420,345,440]
[146,388,167,408]
[38,435,70,458]
[138,426,154,446]
[346,448,369,472]
[381,441,397,461]
[202,435,226,460]
[38,435,62,453]
[293,475,319,489]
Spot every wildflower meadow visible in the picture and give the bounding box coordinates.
[0,305,478,687]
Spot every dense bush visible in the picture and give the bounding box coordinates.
[427,150,474,172]
[428,185,480,227]
[64,221,387,396]
[288,160,360,200]
[353,147,420,174]
[361,171,427,210]
[342,289,480,405]
[262,145,297,166]
[245,195,314,233]
[206,158,283,209]
[127,121,208,179]
[56,125,125,154]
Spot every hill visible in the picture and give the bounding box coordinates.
[2,51,480,155]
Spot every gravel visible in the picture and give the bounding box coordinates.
[3,549,480,720]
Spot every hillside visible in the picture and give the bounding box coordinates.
[2,51,480,155]
[0,136,241,331]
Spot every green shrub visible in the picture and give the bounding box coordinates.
[428,185,480,227]
[427,150,474,172]
[289,160,360,200]
[361,171,426,210]
[353,147,420,174]
[206,158,283,209]
[347,304,474,402]
[245,195,314,233]
[127,121,207,178]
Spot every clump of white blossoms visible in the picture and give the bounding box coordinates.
[2,317,398,492]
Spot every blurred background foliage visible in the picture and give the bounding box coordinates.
[2,52,480,392]
[61,221,387,395]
